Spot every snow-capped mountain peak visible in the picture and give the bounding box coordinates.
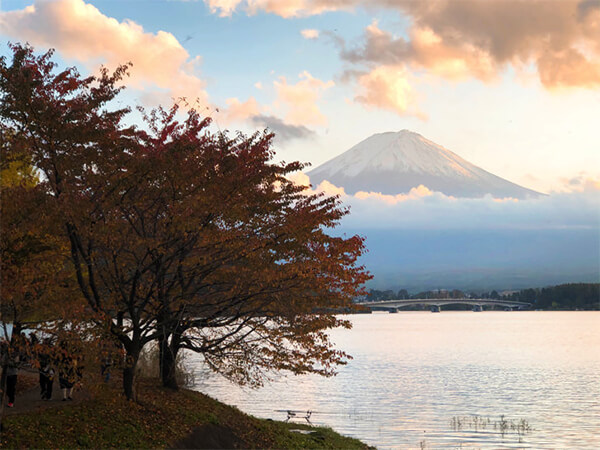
[308,130,541,198]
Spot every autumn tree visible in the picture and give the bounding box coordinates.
[0,43,370,399]
[131,107,370,389]
[0,43,148,399]
[0,123,79,429]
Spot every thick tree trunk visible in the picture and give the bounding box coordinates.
[161,344,178,390]
[121,337,141,401]
[123,365,136,401]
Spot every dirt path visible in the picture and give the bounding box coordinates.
[4,370,91,416]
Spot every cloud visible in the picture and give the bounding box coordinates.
[578,0,600,20]
[301,28,319,39]
[295,173,600,231]
[217,71,332,138]
[354,185,435,204]
[286,173,599,290]
[287,171,311,187]
[559,173,600,193]
[211,72,330,139]
[274,71,334,126]
[215,71,332,134]
[0,0,209,105]
[353,65,423,117]
[204,0,351,18]
[204,0,244,16]
[537,48,600,89]
[206,0,600,90]
[342,0,600,90]
[221,97,261,122]
[343,21,498,82]
[250,115,316,142]
[0,0,327,136]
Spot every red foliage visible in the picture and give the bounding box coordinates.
[1,44,371,399]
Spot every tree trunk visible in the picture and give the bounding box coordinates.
[161,344,178,390]
[121,338,141,401]
[159,332,179,390]
[123,364,136,401]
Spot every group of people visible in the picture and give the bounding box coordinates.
[37,340,84,403]
[1,334,84,408]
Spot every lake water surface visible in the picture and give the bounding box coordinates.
[188,311,600,448]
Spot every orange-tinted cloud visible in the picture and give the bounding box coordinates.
[0,0,209,105]
[301,29,320,39]
[537,48,600,90]
[222,97,261,122]
[342,0,600,90]
[354,65,419,116]
[558,173,600,193]
[205,0,600,90]
[355,185,435,204]
[204,0,351,18]
[274,71,334,126]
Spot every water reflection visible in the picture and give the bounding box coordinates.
[188,312,600,448]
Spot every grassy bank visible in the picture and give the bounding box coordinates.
[1,379,371,449]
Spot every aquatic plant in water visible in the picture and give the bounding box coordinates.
[450,415,532,443]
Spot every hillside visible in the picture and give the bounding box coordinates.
[1,377,370,449]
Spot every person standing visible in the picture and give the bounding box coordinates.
[39,359,55,400]
[38,338,54,400]
[100,353,113,383]
[5,355,19,407]
[59,355,75,401]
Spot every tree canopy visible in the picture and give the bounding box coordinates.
[0,43,370,399]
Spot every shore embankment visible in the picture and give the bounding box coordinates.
[1,373,370,449]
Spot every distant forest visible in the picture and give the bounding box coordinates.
[364,283,600,310]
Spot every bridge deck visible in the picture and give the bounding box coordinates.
[357,298,531,308]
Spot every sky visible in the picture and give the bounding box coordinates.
[1,0,599,193]
[1,0,599,289]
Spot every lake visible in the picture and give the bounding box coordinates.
[188,311,600,449]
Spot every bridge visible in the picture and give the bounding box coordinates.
[356,298,532,312]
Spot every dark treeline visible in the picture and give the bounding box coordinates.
[365,288,491,301]
[504,283,599,310]
[364,283,600,310]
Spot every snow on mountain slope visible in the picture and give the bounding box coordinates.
[308,130,541,198]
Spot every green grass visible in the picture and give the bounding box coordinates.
[0,379,371,449]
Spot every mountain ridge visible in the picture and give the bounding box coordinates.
[308,130,541,199]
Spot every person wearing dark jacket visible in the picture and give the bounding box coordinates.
[39,359,55,400]
[5,355,19,407]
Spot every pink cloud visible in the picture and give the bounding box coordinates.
[0,0,209,106]
[301,29,320,39]
[274,71,334,126]
[341,1,600,90]
[222,97,261,122]
[204,0,351,18]
[205,1,600,90]
[354,65,422,117]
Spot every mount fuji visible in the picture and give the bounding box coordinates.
[308,130,541,198]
